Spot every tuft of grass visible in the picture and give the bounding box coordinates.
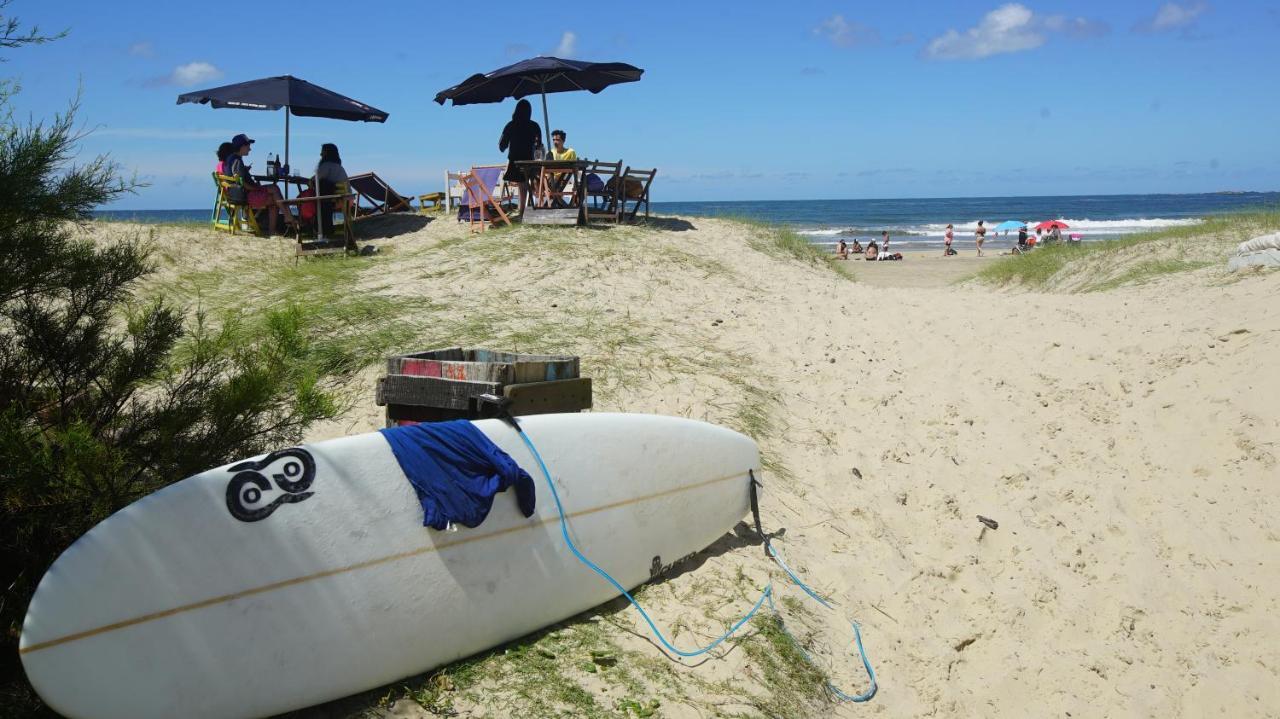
[724,216,843,270]
[974,207,1280,290]
[732,614,833,718]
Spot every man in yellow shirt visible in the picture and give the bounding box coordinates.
[550,129,576,161]
[543,129,579,207]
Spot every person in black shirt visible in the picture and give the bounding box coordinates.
[498,99,542,216]
[1017,225,1029,248]
[224,134,293,235]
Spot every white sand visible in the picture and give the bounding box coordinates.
[93,216,1280,716]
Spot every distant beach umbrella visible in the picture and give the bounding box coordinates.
[434,56,644,149]
[1036,220,1070,231]
[177,75,388,172]
[993,220,1025,232]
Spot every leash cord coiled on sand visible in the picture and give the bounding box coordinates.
[510,418,877,701]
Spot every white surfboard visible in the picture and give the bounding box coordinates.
[19,413,759,719]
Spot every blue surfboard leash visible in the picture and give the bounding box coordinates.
[490,407,877,702]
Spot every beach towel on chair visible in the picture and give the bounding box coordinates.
[379,420,535,529]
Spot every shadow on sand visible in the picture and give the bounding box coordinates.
[352,213,434,240]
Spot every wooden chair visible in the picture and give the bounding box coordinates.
[458,168,511,233]
[616,167,657,224]
[446,164,513,213]
[211,173,261,235]
[279,181,357,260]
[583,159,623,224]
[417,191,446,213]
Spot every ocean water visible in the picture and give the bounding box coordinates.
[652,192,1280,251]
[96,192,1278,251]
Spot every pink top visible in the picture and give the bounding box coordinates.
[215,160,225,174]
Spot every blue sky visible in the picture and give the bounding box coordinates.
[4,1,1278,208]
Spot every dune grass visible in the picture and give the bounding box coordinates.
[974,207,1280,291]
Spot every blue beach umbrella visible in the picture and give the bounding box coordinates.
[434,56,644,149]
[993,220,1025,232]
[177,75,389,172]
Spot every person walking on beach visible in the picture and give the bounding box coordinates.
[975,220,986,257]
[498,99,542,216]
[944,223,954,257]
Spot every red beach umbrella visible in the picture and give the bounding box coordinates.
[1036,220,1069,231]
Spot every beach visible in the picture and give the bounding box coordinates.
[80,211,1280,718]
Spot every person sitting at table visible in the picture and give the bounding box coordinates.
[498,99,541,216]
[224,133,294,235]
[215,142,234,175]
[544,129,581,207]
[550,129,576,161]
[312,143,348,237]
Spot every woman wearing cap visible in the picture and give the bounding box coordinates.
[224,133,294,235]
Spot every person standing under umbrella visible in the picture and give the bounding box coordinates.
[498,99,542,216]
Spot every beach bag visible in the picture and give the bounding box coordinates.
[586,173,605,193]
[297,188,317,221]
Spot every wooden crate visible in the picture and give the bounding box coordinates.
[377,347,590,426]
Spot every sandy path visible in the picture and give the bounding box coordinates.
[723,250,1279,717]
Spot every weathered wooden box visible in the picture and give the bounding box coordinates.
[376,347,592,425]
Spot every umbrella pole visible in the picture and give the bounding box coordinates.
[539,81,551,152]
[284,110,291,200]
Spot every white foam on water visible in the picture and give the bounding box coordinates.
[914,217,1202,234]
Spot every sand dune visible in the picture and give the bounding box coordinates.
[88,216,1280,717]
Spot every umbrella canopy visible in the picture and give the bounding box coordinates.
[177,75,388,172]
[178,75,388,122]
[434,56,643,147]
[1036,220,1070,231]
[993,220,1025,231]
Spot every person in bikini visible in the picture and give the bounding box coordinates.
[975,220,986,257]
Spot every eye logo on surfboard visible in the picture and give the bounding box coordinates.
[225,448,317,522]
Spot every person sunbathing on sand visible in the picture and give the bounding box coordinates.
[836,238,849,260]
[865,240,879,260]
[851,239,863,254]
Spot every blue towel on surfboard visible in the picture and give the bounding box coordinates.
[379,421,535,530]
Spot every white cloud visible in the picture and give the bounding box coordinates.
[813,14,880,48]
[922,3,1107,60]
[170,62,223,87]
[127,41,153,57]
[1043,14,1110,38]
[923,4,1042,59]
[553,31,576,57]
[1133,1,1208,33]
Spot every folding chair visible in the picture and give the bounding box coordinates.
[616,167,657,224]
[346,172,414,220]
[583,159,623,224]
[211,173,261,235]
[458,167,511,233]
[446,164,513,213]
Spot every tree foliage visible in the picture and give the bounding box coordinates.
[0,7,342,711]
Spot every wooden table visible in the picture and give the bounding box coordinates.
[513,160,591,225]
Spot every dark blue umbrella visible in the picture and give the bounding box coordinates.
[434,56,643,147]
[178,75,388,170]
